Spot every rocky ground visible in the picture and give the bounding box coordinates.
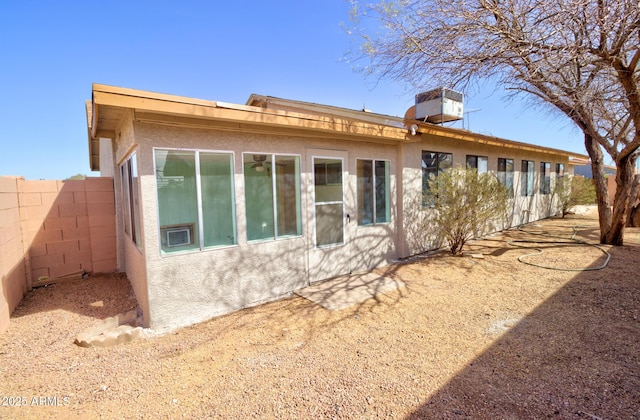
[1,207,639,419]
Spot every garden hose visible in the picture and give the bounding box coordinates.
[508,225,611,271]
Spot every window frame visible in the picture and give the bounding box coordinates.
[153,147,237,255]
[243,152,302,242]
[120,151,142,250]
[521,160,535,196]
[356,158,391,226]
[466,155,489,174]
[540,161,551,194]
[556,163,565,178]
[497,157,515,198]
[422,150,453,207]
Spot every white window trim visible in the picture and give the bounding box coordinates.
[152,147,238,257]
[312,154,346,249]
[356,157,391,226]
[242,152,303,243]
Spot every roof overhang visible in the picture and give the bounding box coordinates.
[87,84,415,171]
[86,84,588,171]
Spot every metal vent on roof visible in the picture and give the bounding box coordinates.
[415,87,464,124]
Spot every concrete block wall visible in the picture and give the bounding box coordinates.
[18,178,117,284]
[0,176,117,334]
[0,177,27,333]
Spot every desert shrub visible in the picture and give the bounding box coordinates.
[554,175,597,217]
[427,167,509,255]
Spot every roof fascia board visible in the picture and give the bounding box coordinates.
[92,83,219,109]
[414,123,588,160]
[133,110,408,144]
[90,84,587,160]
[86,100,99,171]
[247,93,587,160]
[93,89,410,142]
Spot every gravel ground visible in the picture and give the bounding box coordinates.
[1,208,639,419]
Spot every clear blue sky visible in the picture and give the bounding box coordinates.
[0,0,586,180]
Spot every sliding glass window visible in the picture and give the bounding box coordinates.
[357,159,390,225]
[154,149,236,254]
[540,162,551,194]
[466,155,488,174]
[521,160,535,196]
[200,152,236,247]
[243,153,301,241]
[497,158,514,198]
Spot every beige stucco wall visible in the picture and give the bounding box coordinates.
[108,113,573,331]
[114,120,399,331]
[399,133,571,256]
[111,110,150,326]
[99,138,115,178]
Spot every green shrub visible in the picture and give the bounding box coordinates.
[427,167,509,255]
[554,175,597,217]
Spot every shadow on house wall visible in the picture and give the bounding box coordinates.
[0,176,117,334]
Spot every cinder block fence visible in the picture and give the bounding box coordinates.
[0,176,117,333]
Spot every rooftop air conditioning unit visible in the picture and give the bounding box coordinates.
[415,87,464,124]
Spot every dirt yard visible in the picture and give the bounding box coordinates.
[1,207,639,419]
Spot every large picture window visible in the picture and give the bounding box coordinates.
[422,151,453,206]
[521,160,535,196]
[243,153,301,241]
[154,149,236,253]
[497,158,514,198]
[120,152,142,250]
[357,159,390,225]
[540,162,551,194]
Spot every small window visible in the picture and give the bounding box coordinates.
[497,158,514,198]
[120,152,142,250]
[556,163,565,178]
[466,155,488,174]
[540,162,551,194]
[357,159,390,225]
[521,160,535,196]
[422,151,453,206]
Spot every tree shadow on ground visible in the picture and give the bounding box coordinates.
[407,240,640,419]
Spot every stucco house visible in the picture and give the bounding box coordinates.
[86,84,586,331]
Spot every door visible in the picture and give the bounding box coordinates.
[308,149,352,282]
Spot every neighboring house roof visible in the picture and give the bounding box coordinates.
[571,157,618,178]
[86,84,588,171]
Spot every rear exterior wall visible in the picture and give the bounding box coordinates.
[110,110,150,326]
[399,134,572,256]
[115,121,399,331]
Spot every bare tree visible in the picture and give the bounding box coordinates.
[350,0,640,245]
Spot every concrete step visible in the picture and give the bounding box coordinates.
[75,310,144,348]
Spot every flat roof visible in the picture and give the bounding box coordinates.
[87,84,588,171]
